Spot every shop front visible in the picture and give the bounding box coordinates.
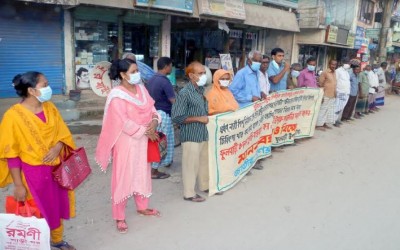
[71,5,165,91]
[0,1,65,98]
[295,25,356,72]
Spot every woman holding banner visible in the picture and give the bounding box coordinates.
[206,69,239,115]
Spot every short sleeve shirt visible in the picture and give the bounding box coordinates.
[146,73,176,115]
[267,61,288,91]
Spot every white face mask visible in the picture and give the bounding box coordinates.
[127,72,141,85]
[219,80,231,87]
[196,74,207,87]
[343,64,351,70]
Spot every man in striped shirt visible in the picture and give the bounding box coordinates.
[172,61,210,202]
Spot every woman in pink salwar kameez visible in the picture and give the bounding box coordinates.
[95,58,161,234]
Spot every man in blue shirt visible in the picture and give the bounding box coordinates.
[228,50,264,171]
[268,48,290,92]
[229,50,262,108]
[146,57,176,179]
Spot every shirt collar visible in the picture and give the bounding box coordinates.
[187,81,204,95]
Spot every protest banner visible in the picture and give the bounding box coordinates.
[207,88,323,195]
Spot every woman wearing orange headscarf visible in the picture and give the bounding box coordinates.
[206,69,239,115]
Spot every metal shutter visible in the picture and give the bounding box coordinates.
[0,3,64,98]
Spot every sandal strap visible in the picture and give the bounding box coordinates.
[51,241,71,248]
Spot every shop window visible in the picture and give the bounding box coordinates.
[358,0,374,24]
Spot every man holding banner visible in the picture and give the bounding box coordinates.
[229,50,262,108]
[229,50,264,170]
[172,61,210,202]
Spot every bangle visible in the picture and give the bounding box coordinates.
[152,117,159,122]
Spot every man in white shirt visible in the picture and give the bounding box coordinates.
[375,62,387,107]
[259,55,270,98]
[367,65,380,112]
[334,58,351,127]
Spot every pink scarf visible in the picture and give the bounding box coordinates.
[95,85,155,171]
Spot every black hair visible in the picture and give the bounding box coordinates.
[12,71,43,98]
[381,62,388,67]
[157,57,172,70]
[109,58,136,80]
[76,67,89,77]
[262,55,270,60]
[341,57,350,64]
[271,48,284,56]
[306,57,316,64]
[351,64,360,69]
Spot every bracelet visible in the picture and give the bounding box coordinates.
[152,117,159,122]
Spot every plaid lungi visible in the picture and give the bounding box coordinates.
[152,110,175,169]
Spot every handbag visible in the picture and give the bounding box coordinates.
[0,201,51,250]
[52,146,92,190]
[5,196,41,218]
[147,132,167,163]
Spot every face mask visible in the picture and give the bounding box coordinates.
[343,64,351,70]
[307,65,316,71]
[127,72,141,85]
[250,61,261,71]
[196,74,207,87]
[291,70,300,78]
[373,69,378,73]
[35,86,52,103]
[219,80,231,87]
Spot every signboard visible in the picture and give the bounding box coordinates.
[365,28,380,39]
[198,0,246,20]
[347,33,355,48]
[205,58,221,70]
[354,26,365,49]
[219,54,234,76]
[207,88,323,195]
[135,0,194,13]
[89,61,112,97]
[259,0,298,9]
[325,25,338,43]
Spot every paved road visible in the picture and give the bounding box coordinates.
[3,96,400,250]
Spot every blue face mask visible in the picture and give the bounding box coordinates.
[307,65,316,71]
[250,61,261,71]
[35,86,52,103]
[291,70,300,78]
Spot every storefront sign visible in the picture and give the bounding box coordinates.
[347,33,355,48]
[325,25,338,43]
[207,88,323,195]
[89,61,112,97]
[135,0,194,13]
[220,54,234,76]
[259,0,298,9]
[354,26,365,49]
[365,28,380,39]
[22,0,77,5]
[198,0,246,20]
[205,58,221,70]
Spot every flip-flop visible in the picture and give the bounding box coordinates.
[183,194,205,202]
[151,172,170,179]
[116,220,128,234]
[137,208,161,217]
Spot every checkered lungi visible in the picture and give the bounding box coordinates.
[151,110,175,169]
[316,96,335,126]
[334,92,350,122]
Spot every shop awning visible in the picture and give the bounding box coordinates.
[298,42,354,49]
[244,3,300,32]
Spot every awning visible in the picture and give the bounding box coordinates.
[298,42,354,49]
[244,3,300,32]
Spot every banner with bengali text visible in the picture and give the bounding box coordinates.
[207,88,323,195]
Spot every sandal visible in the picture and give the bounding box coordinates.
[183,194,205,202]
[151,172,170,179]
[137,208,161,217]
[51,241,76,250]
[116,220,128,234]
[252,163,264,170]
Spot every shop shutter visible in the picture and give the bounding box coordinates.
[0,5,64,98]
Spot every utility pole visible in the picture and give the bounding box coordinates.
[378,0,395,63]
